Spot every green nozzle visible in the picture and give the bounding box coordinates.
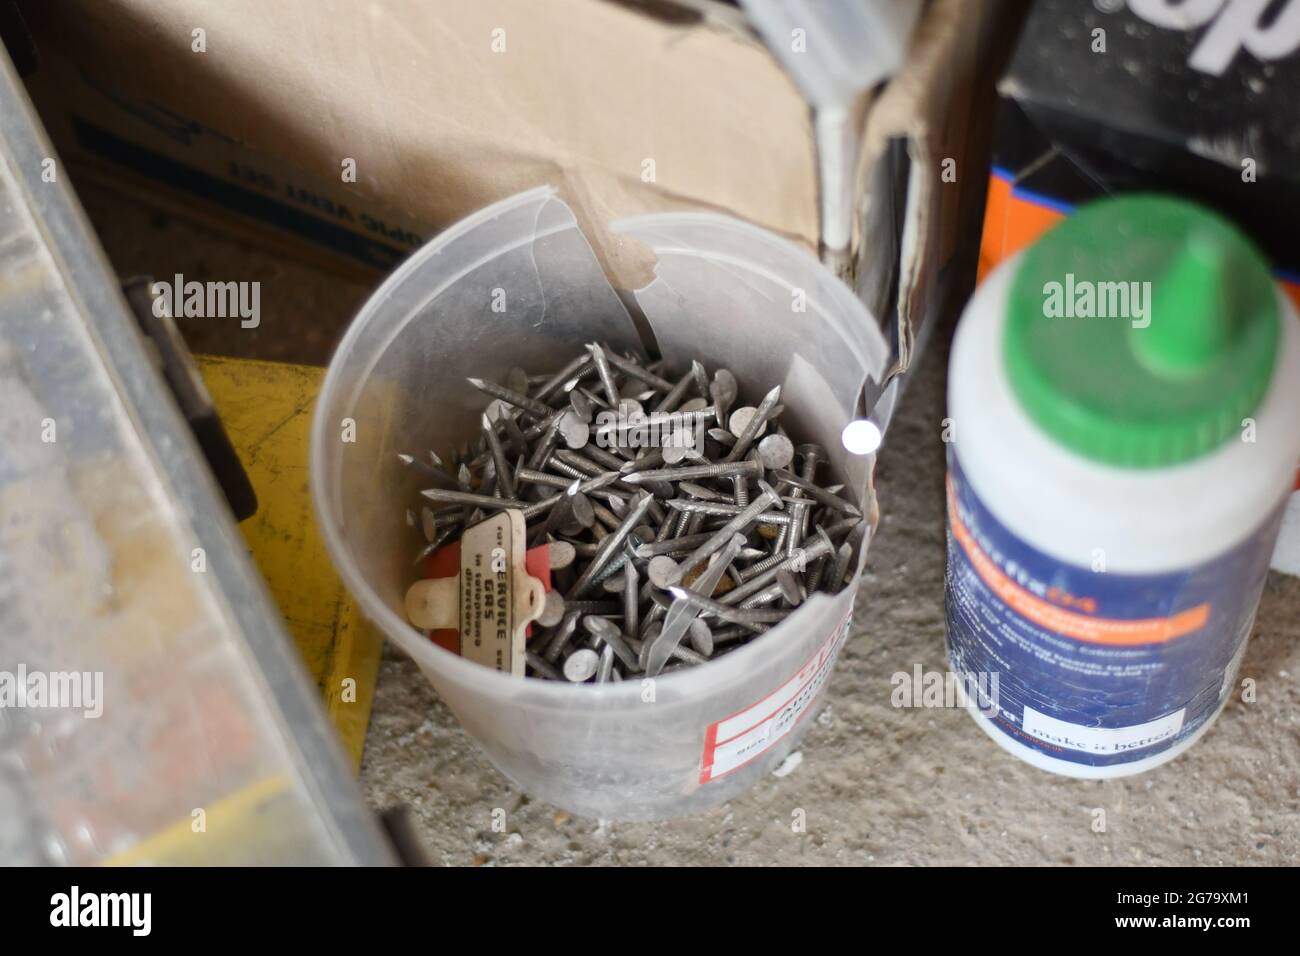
[1134,232,1236,375]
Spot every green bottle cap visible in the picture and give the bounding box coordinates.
[1004,195,1279,468]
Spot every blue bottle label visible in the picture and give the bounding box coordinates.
[944,453,1280,769]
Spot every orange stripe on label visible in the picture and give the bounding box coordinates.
[947,479,1209,646]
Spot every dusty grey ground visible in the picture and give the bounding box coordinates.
[89,189,1300,867]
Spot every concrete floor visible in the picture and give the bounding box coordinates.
[89,189,1300,866]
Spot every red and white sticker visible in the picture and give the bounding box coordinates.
[699,609,851,784]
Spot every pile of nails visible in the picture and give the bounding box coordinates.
[402,343,864,683]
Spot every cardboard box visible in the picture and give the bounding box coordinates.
[19,1,817,282]
[17,0,1016,384]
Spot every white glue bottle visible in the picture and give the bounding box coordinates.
[946,195,1300,777]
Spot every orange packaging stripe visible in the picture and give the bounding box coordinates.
[977,174,1065,283]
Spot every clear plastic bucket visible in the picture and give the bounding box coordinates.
[312,187,888,819]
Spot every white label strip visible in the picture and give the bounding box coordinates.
[1271,488,1300,576]
[699,610,850,783]
[1022,705,1185,755]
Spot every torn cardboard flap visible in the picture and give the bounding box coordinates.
[853,0,1023,384]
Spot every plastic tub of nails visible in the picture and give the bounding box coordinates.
[312,186,889,819]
